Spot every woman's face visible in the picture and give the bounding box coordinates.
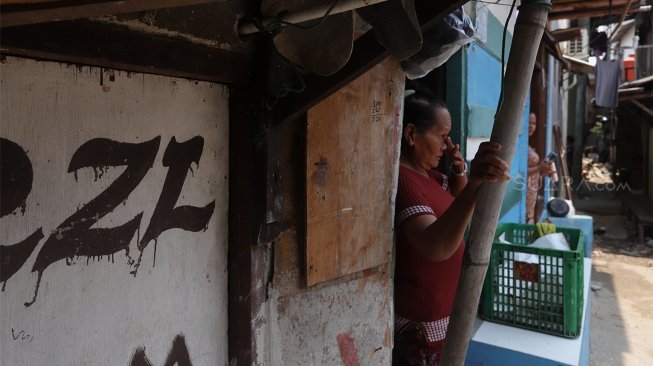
[528,113,537,136]
[409,108,452,170]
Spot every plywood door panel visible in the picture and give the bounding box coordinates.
[306,58,404,286]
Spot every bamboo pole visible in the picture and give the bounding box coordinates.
[439,1,551,365]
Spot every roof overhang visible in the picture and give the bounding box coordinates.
[563,55,594,74]
[619,75,653,118]
[543,28,571,69]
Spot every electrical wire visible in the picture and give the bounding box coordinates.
[252,0,341,36]
[251,0,341,110]
[495,0,518,118]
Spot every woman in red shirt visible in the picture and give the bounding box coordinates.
[393,91,510,365]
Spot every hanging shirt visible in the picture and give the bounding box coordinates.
[595,56,622,108]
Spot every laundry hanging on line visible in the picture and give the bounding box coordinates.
[594,54,622,109]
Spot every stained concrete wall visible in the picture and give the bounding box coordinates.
[0,57,229,365]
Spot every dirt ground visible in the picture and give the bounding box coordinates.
[574,195,653,365]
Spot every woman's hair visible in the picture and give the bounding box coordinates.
[404,90,448,133]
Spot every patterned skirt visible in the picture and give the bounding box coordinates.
[393,314,449,366]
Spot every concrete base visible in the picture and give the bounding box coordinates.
[466,258,592,366]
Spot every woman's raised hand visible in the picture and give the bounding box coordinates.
[445,137,466,175]
[469,141,510,184]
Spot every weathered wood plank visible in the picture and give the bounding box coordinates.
[550,4,643,20]
[551,0,629,12]
[305,58,404,286]
[1,0,227,28]
[0,20,253,83]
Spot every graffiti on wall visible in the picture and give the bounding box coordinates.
[130,334,193,366]
[0,136,215,306]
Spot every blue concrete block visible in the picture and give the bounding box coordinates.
[466,259,592,366]
[465,342,560,366]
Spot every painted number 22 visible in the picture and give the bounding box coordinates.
[0,136,215,306]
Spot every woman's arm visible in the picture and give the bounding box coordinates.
[450,174,468,197]
[400,142,510,261]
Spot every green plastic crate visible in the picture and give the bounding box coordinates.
[480,223,584,338]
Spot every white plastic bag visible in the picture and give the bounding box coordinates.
[530,232,571,251]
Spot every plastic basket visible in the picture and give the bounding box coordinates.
[480,223,584,338]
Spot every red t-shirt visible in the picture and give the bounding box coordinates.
[394,166,464,322]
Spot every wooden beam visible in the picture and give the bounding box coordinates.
[552,0,629,12]
[549,4,647,20]
[608,0,635,42]
[619,91,653,101]
[620,75,653,88]
[543,29,570,69]
[618,87,645,94]
[622,104,652,127]
[271,0,467,124]
[0,20,253,83]
[550,27,581,42]
[631,99,653,118]
[1,0,227,28]
[2,0,61,5]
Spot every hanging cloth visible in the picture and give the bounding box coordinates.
[594,55,622,108]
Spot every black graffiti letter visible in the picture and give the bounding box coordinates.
[0,138,43,291]
[130,334,193,366]
[1,138,33,217]
[137,136,215,268]
[25,137,160,306]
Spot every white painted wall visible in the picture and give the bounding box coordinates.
[474,1,521,39]
[0,57,229,365]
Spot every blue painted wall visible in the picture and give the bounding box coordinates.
[462,43,529,224]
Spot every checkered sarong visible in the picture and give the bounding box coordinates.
[393,314,448,366]
[421,316,449,343]
[396,314,449,343]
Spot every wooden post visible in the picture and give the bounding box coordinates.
[439,1,551,365]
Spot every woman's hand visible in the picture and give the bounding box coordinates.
[468,142,510,185]
[445,137,466,175]
[539,160,555,177]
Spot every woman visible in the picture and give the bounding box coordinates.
[393,92,510,365]
[526,112,554,224]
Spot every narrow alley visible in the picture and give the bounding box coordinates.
[574,176,653,365]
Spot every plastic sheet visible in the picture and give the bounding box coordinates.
[401,7,475,79]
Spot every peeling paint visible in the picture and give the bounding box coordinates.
[337,333,361,366]
[384,324,392,348]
